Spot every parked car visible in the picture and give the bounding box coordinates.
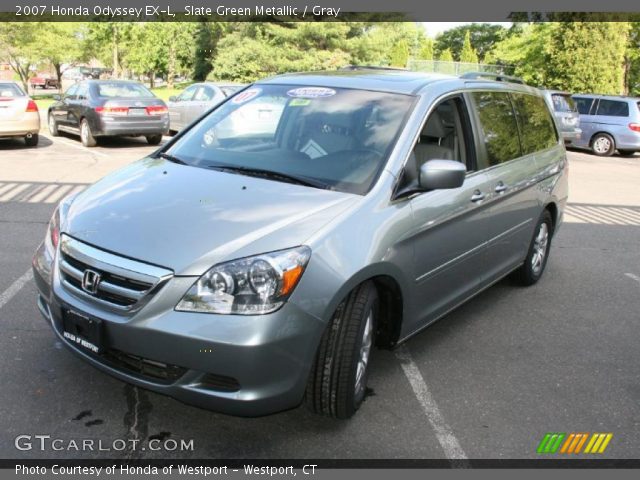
[47,80,169,147]
[0,81,40,146]
[33,70,567,419]
[168,82,245,133]
[540,89,581,145]
[572,94,640,156]
[30,74,60,90]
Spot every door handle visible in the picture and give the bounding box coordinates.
[470,190,485,202]
[495,182,508,193]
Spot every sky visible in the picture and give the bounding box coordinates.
[422,22,512,38]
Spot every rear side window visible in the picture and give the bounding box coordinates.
[574,97,594,115]
[551,94,576,112]
[595,99,629,117]
[512,93,558,155]
[471,91,521,166]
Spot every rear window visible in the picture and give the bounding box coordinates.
[0,83,25,99]
[551,94,577,112]
[471,91,521,166]
[574,97,594,115]
[94,82,154,98]
[595,99,629,117]
[512,93,558,155]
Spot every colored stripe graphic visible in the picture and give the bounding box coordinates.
[537,433,566,454]
[584,433,613,454]
[539,433,613,454]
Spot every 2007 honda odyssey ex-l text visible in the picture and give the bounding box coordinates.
[33,70,568,419]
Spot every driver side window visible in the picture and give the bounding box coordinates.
[178,86,198,102]
[410,96,475,176]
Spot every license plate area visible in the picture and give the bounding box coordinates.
[62,309,103,354]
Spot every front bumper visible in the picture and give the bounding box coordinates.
[32,242,325,417]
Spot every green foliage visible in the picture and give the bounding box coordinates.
[546,22,628,94]
[438,48,453,62]
[0,23,48,90]
[389,39,409,67]
[459,31,479,64]
[435,23,507,61]
[417,38,434,60]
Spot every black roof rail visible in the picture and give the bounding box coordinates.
[460,72,526,85]
[339,65,408,72]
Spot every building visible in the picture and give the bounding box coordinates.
[0,63,13,81]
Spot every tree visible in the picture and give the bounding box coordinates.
[36,23,86,84]
[435,23,507,62]
[0,23,41,91]
[459,31,479,63]
[438,48,453,62]
[417,38,434,60]
[84,23,134,78]
[389,39,409,67]
[546,22,629,94]
[192,21,223,81]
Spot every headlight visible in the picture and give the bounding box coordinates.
[175,246,311,315]
[44,206,60,253]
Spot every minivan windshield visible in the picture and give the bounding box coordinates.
[165,84,415,195]
[551,93,577,113]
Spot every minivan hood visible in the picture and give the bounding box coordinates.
[63,158,358,275]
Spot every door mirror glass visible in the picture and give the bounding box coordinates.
[52,94,61,101]
[419,160,466,190]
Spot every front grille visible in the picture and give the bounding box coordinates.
[58,235,173,313]
[99,348,187,383]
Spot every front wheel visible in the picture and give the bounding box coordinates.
[305,282,378,419]
[146,134,163,145]
[513,210,553,286]
[591,133,615,157]
[48,113,59,136]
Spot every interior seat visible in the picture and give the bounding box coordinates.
[414,110,455,165]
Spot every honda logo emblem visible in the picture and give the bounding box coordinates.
[81,269,101,294]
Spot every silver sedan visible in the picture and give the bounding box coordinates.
[168,82,245,133]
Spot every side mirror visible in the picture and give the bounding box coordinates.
[52,94,61,101]
[419,160,466,191]
[169,96,177,102]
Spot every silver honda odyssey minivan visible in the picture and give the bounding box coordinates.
[33,70,568,419]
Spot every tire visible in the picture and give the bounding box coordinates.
[146,134,163,145]
[591,133,615,157]
[48,113,59,136]
[513,210,553,286]
[618,149,636,157]
[24,134,39,147]
[80,118,97,147]
[305,281,378,419]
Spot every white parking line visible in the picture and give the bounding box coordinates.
[625,273,640,285]
[395,345,468,461]
[0,269,32,310]
[43,134,109,158]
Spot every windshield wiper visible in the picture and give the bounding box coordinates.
[158,152,188,165]
[207,165,332,190]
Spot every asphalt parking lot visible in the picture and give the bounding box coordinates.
[1,131,639,461]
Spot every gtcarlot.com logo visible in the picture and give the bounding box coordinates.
[537,432,613,454]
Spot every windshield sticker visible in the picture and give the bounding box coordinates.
[289,98,311,106]
[231,88,261,104]
[287,87,336,99]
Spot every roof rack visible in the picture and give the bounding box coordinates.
[460,72,526,85]
[339,65,408,72]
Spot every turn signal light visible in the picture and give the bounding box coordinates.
[629,123,640,132]
[26,100,38,112]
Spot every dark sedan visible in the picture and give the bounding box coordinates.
[48,80,169,147]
